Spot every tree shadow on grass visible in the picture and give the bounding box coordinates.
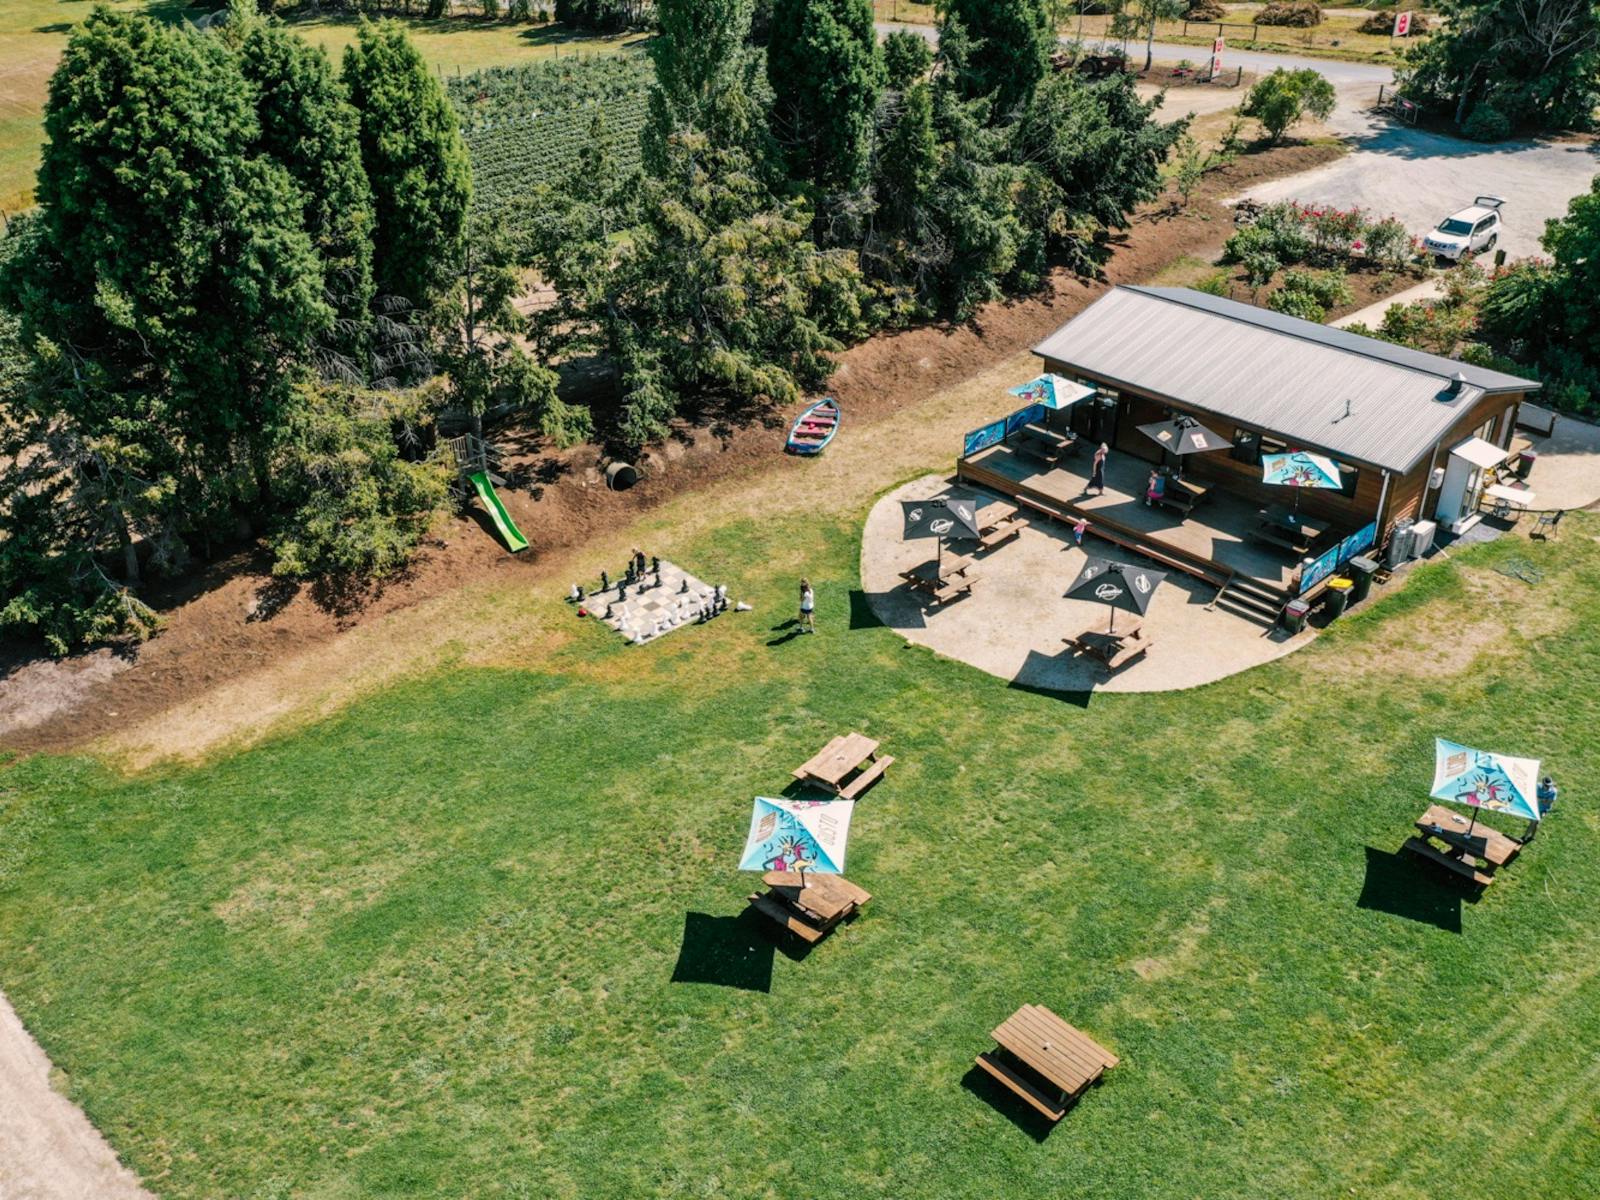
[1357,845,1473,934]
[671,911,775,992]
[959,1064,1059,1143]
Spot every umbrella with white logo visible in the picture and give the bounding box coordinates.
[901,490,982,580]
[1065,557,1165,634]
[1137,414,1229,460]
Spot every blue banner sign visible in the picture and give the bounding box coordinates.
[1299,521,1377,595]
[963,403,1050,459]
[962,418,1007,458]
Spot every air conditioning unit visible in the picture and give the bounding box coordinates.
[1385,519,1414,568]
[1409,519,1437,559]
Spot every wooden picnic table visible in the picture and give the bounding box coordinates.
[977,501,1030,550]
[1011,422,1078,466]
[1260,506,1327,540]
[792,731,895,799]
[975,1004,1119,1121]
[1065,622,1151,673]
[902,555,981,604]
[748,871,872,943]
[1414,804,1523,867]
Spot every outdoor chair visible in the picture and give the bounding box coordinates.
[1530,510,1564,540]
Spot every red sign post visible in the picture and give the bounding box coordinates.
[1209,36,1225,81]
[1393,10,1413,36]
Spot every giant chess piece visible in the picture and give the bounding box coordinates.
[680,577,690,595]
[600,570,609,593]
[617,581,628,601]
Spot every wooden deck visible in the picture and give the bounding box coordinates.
[959,443,1337,626]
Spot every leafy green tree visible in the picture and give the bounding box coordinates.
[882,28,934,88]
[267,385,452,580]
[1011,71,1186,271]
[342,20,472,310]
[1241,67,1336,143]
[1398,0,1600,134]
[936,0,1053,116]
[645,0,769,171]
[1480,173,1600,409]
[872,81,939,251]
[235,17,376,352]
[767,0,883,199]
[4,9,330,548]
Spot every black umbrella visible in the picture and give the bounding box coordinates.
[1137,414,1229,460]
[901,491,982,579]
[1065,556,1166,633]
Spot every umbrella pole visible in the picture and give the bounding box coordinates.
[937,536,944,582]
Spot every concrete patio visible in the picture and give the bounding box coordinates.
[861,476,1317,695]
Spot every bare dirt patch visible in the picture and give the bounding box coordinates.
[0,141,1344,762]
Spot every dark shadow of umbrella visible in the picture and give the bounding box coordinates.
[1008,648,1094,708]
[848,589,886,631]
[1356,846,1469,934]
[959,1064,1059,1143]
[671,911,776,992]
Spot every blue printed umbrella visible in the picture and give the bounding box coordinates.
[739,796,855,880]
[1262,451,1343,510]
[1430,738,1542,825]
[1008,375,1096,411]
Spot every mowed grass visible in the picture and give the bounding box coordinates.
[0,3,642,213]
[2,503,1599,1197]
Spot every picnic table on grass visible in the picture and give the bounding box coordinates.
[1064,621,1151,673]
[792,732,895,800]
[902,555,980,604]
[977,500,1030,551]
[747,871,872,943]
[1405,803,1523,884]
[975,1004,1119,1122]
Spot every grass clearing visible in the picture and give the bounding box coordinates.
[2,498,1598,1197]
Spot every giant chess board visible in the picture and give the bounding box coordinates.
[593,561,720,645]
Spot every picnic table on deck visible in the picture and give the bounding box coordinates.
[792,731,895,799]
[1405,803,1524,884]
[747,870,873,943]
[1064,621,1151,673]
[1252,506,1325,554]
[902,554,981,604]
[1148,473,1208,518]
[977,500,1030,551]
[975,1004,1119,1121]
[1011,422,1078,466]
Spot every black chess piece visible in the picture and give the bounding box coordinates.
[680,577,690,594]
[576,585,586,602]
[600,570,609,592]
[618,581,628,601]
[651,556,660,575]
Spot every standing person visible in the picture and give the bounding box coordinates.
[798,579,816,634]
[1089,442,1108,496]
[1537,775,1559,815]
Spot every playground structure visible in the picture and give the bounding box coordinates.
[445,433,528,553]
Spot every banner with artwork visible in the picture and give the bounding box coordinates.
[1430,739,1541,822]
[962,418,1007,458]
[1298,521,1377,594]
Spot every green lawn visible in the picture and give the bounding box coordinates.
[1,501,1597,1198]
[0,3,642,213]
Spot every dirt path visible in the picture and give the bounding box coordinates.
[0,991,153,1200]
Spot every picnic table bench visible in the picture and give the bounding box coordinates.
[977,501,1030,551]
[748,870,872,943]
[975,1004,1118,1121]
[902,555,981,604]
[1249,522,1311,556]
[792,731,895,800]
[1010,423,1077,467]
[1065,622,1151,673]
[1405,803,1523,885]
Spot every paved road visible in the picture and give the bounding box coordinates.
[879,22,1598,261]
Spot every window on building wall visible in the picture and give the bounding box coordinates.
[1231,428,1260,464]
[1335,461,1360,498]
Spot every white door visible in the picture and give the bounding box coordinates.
[1435,454,1478,528]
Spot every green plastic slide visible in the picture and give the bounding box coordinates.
[469,471,529,552]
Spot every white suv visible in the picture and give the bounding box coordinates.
[1423,196,1504,262]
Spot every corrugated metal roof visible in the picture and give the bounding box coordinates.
[1032,287,1541,474]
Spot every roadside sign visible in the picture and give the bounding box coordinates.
[1210,36,1224,78]
[1394,10,1412,36]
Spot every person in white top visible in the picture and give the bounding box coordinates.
[798,579,816,634]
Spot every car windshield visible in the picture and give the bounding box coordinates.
[1438,218,1474,235]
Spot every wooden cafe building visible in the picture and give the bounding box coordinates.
[957,286,1541,624]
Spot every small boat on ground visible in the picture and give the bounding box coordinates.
[786,398,841,456]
